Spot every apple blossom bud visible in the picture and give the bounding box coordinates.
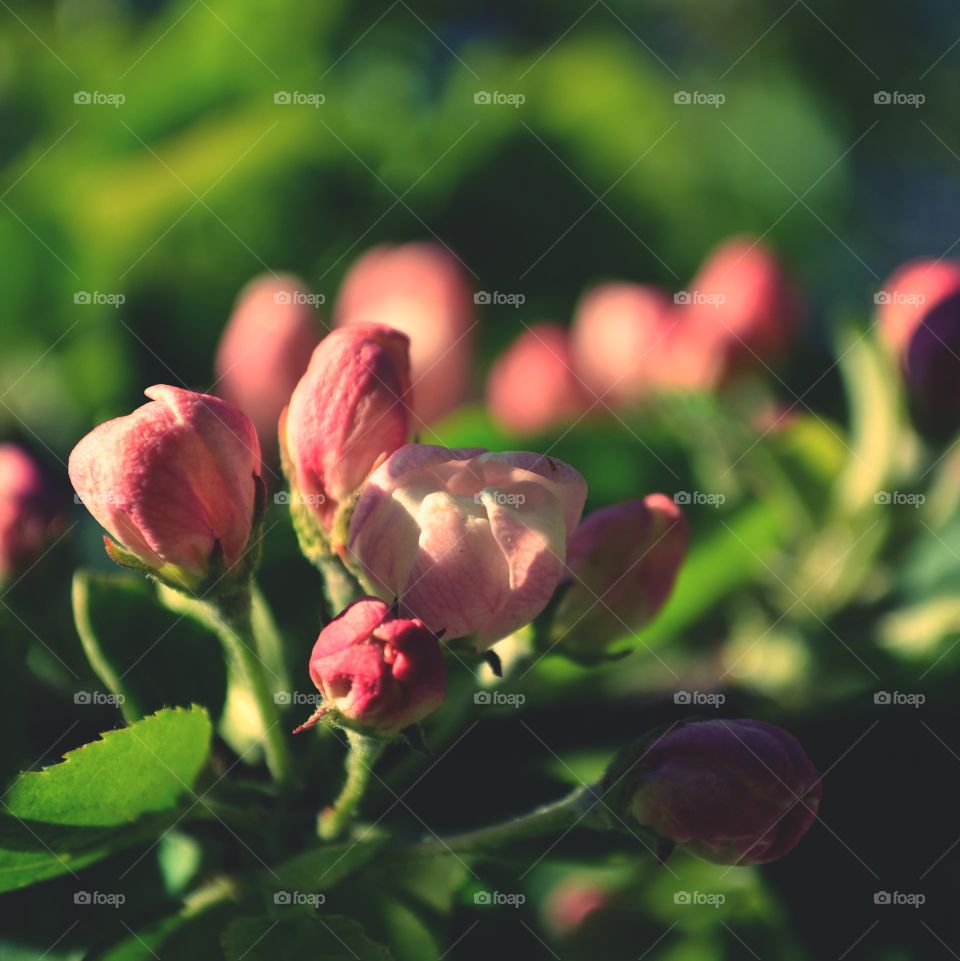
[347,444,588,650]
[215,273,321,458]
[552,495,687,657]
[543,878,612,938]
[295,597,446,736]
[570,283,676,404]
[0,444,61,583]
[682,237,799,378]
[486,323,589,433]
[876,259,960,416]
[279,324,412,559]
[604,718,821,865]
[335,243,474,425]
[68,385,264,592]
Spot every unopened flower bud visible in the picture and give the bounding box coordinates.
[604,718,821,865]
[335,243,474,424]
[215,273,320,459]
[487,323,589,433]
[877,259,960,419]
[68,385,264,592]
[279,324,412,559]
[348,444,587,649]
[552,495,687,657]
[571,283,676,404]
[296,597,446,736]
[0,444,61,583]
[682,237,799,379]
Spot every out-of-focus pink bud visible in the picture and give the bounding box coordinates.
[570,283,676,405]
[877,259,960,359]
[876,259,960,415]
[348,445,588,650]
[295,597,446,736]
[543,878,612,938]
[486,323,589,434]
[682,237,799,378]
[606,718,821,865]
[68,386,263,591]
[552,495,687,657]
[335,243,474,425]
[279,325,412,558]
[0,444,61,583]
[215,273,321,458]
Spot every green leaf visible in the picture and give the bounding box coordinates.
[0,706,211,892]
[374,898,439,961]
[272,836,387,894]
[221,916,394,961]
[72,570,227,724]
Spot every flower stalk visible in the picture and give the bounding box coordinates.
[318,729,386,840]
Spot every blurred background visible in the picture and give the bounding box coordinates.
[2,1,960,959]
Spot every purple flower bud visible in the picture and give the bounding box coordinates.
[606,718,821,865]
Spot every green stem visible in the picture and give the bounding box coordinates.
[318,729,386,840]
[408,785,598,856]
[204,588,295,792]
[317,557,364,614]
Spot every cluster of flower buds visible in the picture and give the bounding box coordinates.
[0,444,61,584]
[68,385,265,593]
[487,237,798,433]
[601,718,821,865]
[63,246,820,870]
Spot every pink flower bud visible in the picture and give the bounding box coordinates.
[68,385,263,591]
[297,597,446,735]
[570,283,676,404]
[876,259,960,415]
[215,274,321,458]
[335,243,474,425]
[279,324,412,555]
[682,237,799,378]
[0,444,61,582]
[609,718,821,865]
[347,445,588,649]
[486,323,589,434]
[543,878,612,938]
[553,495,687,656]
